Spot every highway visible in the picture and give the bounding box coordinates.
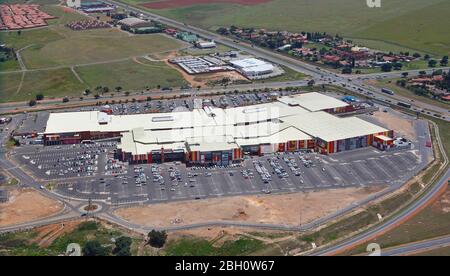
[377,235,450,256]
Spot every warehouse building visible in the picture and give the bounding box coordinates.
[230,58,275,77]
[43,92,392,165]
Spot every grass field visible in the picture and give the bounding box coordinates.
[75,59,187,91]
[0,4,190,102]
[128,0,450,56]
[164,236,264,256]
[0,5,185,70]
[0,221,142,256]
[0,68,87,103]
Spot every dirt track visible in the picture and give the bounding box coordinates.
[114,187,385,229]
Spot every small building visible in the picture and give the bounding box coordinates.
[373,135,394,151]
[66,0,81,8]
[177,32,198,43]
[196,41,216,49]
[118,17,150,29]
[229,58,274,77]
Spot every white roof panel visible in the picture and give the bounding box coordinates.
[278,92,349,112]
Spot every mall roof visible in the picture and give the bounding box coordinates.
[278,92,349,112]
[281,111,388,142]
[45,92,388,152]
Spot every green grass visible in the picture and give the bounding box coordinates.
[0,220,143,256]
[125,0,449,56]
[350,1,450,56]
[0,4,190,102]
[20,31,183,69]
[75,59,187,91]
[0,68,87,103]
[0,5,185,69]
[164,236,264,256]
[254,65,307,83]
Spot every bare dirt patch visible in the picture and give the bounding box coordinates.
[0,189,63,227]
[371,110,416,140]
[142,0,272,10]
[114,187,384,229]
[31,220,81,247]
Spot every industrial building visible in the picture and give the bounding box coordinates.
[79,1,115,13]
[230,58,275,77]
[118,17,150,29]
[169,56,230,75]
[43,92,392,165]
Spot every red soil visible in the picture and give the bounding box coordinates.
[141,0,272,9]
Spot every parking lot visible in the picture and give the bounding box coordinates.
[13,142,118,179]
[42,144,422,205]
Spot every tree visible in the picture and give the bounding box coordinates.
[341,67,352,74]
[440,56,449,66]
[113,236,132,256]
[424,54,431,60]
[35,93,44,101]
[147,230,167,248]
[115,86,122,93]
[84,89,91,95]
[428,59,437,68]
[381,63,393,72]
[393,62,403,70]
[28,100,37,107]
[83,240,110,256]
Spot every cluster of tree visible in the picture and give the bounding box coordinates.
[0,46,15,63]
[435,69,450,92]
[147,230,167,248]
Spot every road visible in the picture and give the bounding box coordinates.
[376,235,450,256]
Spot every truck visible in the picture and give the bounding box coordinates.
[381,88,395,95]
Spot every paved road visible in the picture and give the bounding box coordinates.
[377,235,450,256]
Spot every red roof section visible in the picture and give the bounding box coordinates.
[0,4,56,30]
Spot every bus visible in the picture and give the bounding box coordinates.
[397,102,412,109]
[381,88,395,95]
